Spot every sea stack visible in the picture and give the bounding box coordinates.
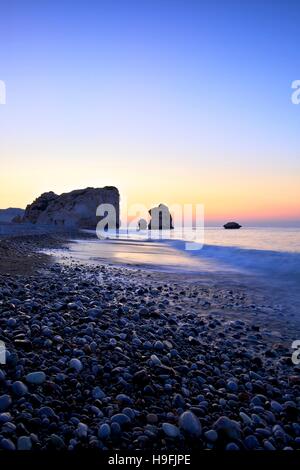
[148,204,174,230]
[137,219,148,230]
[223,222,242,229]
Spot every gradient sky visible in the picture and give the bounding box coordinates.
[0,0,299,225]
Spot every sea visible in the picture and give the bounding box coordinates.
[73,226,300,321]
[95,226,300,281]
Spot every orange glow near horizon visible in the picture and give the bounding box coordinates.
[1,155,299,224]
[1,2,300,227]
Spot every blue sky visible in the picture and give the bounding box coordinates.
[0,0,299,224]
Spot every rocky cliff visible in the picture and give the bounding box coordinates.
[21,187,120,229]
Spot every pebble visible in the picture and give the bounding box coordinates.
[244,434,260,450]
[179,411,202,437]
[92,386,106,400]
[111,413,131,426]
[25,371,46,385]
[38,406,55,417]
[0,438,16,451]
[162,423,180,438]
[50,434,65,450]
[98,423,111,440]
[227,380,238,392]
[12,381,28,397]
[0,255,298,451]
[204,429,218,442]
[116,394,133,406]
[111,422,121,436]
[17,436,32,450]
[77,422,88,439]
[173,393,185,408]
[264,440,276,451]
[150,354,161,366]
[7,318,17,328]
[213,416,241,440]
[226,442,240,451]
[69,358,83,372]
[270,400,283,413]
[0,395,12,411]
[239,411,252,426]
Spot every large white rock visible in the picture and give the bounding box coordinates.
[21,186,120,229]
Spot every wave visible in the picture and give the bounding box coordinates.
[164,238,300,281]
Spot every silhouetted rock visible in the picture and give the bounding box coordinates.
[223,222,242,229]
[22,192,58,224]
[148,204,174,230]
[20,187,120,229]
[137,219,148,230]
[0,208,24,223]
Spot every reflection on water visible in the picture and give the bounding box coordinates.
[63,238,234,273]
[46,228,300,326]
[89,226,300,253]
[68,228,300,322]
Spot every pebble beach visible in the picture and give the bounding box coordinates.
[0,233,299,451]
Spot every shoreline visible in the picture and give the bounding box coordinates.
[0,231,299,450]
[1,231,299,340]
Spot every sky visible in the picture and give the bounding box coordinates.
[0,0,299,225]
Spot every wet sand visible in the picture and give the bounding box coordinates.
[47,238,229,273]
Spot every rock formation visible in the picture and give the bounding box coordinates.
[22,192,58,224]
[0,208,24,223]
[223,222,242,229]
[20,187,120,229]
[137,219,148,231]
[148,203,174,230]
